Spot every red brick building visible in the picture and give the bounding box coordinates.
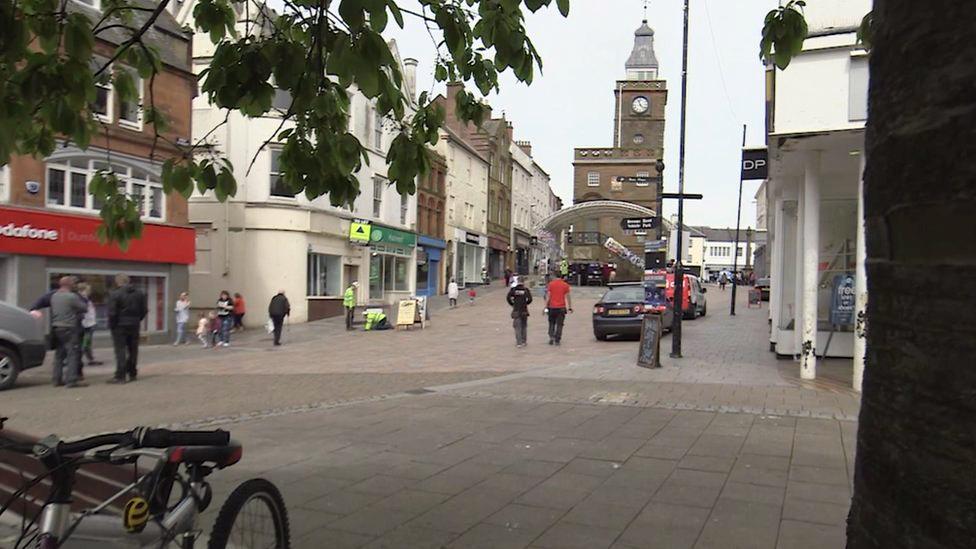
[415,151,447,297]
[0,5,196,343]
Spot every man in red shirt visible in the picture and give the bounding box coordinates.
[545,275,573,345]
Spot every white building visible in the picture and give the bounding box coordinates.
[524,146,556,274]
[510,142,534,275]
[438,127,490,288]
[764,0,870,390]
[177,2,419,324]
[696,227,765,280]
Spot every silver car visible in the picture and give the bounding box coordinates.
[0,301,47,390]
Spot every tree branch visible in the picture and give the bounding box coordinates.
[93,0,171,79]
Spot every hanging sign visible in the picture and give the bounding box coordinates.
[349,219,372,244]
[741,148,768,180]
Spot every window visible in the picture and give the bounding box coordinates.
[90,57,112,122]
[272,88,292,112]
[73,0,100,6]
[307,253,341,296]
[372,177,384,217]
[362,103,373,145]
[587,172,600,187]
[46,158,163,219]
[849,54,869,121]
[636,171,650,187]
[191,225,212,274]
[117,69,143,130]
[269,149,295,197]
[370,252,410,299]
[400,192,408,225]
[737,247,743,257]
[373,109,383,149]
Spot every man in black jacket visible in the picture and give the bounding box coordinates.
[506,279,533,348]
[106,274,147,384]
[268,290,290,346]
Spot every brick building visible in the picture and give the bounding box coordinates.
[569,19,668,278]
[0,4,196,344]
[435,84,513,279]
[416,151,447,297]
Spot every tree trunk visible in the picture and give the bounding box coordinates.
[848,1,976,547]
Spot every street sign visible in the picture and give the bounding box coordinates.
[741,148,768,180]
[643,239,667,252]
[349,219,372,244]
[620,217,658,231]
[615,176,662,184]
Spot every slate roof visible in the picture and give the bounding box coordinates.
[625,20,659,70]
[71,0,191,72]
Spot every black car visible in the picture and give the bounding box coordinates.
[592,283,674,341]
[754,277,771,301]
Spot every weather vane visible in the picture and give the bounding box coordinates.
[643,0,648,21]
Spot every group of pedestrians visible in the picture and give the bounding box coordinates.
[180,291,248,348]
[30,274,147,387]
[506,273,573,348]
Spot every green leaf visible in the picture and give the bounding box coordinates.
[114,69,138,104]
[64,13,93,60]
[556,0,570,17]
[387,0,404,28]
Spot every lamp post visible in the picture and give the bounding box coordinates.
[670,0,691,359]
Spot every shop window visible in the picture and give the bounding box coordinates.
[369,253,383,298]
[849,54,869,122]
[117,68,143,130]
[46,158,163,219]
[416,259,429,290]
[370,252,411,298]
[48,272,166,333]
[307,253,341,296]
[269,149,295,197]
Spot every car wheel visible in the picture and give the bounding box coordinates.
[0,345,21,391]
[594,332,608,341]
[700,303,707,317]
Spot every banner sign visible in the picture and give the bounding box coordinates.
[830,273,856,326]
[604,237,644,269]
[741,148,768,180]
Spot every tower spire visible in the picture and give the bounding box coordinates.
[625,16,659,80]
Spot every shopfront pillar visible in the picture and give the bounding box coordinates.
[794,178,806,358]
[769,196,786,348]
[800,152,821,380]
[853,153,867,392]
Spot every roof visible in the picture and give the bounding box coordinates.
[73,0,191,72]
[441,126,489,165]
[694,226,767,244]
[625,20,659,70]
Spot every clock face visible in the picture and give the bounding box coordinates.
[632,96,649,114]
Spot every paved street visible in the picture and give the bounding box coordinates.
[3,282,860,548]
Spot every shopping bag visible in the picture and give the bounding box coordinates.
[265,319,274,334]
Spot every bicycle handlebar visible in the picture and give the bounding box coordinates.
[56,428,230,456]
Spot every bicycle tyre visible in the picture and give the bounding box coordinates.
[207,478,290,549]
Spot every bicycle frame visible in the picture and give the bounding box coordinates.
[33,449,211,549]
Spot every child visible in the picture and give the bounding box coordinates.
[208,311,220,347]
[468,287,477,306]
[196,313,211,347]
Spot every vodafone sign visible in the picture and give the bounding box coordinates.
[0,206,194,265]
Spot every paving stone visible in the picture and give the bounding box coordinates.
[540,471,607,492]
[473,473,546,497]
[295,528,374,549]
[447,522,538,549]
[484,504,567,538]
[302,489,385,515]
[788,465,850,487]
[585,483,657,507]
[786,481,852,507]
[618,502,710,548]
[503,459,566,478]
[369,489,450,514]
[287,507,342,539]
[678,455,736,474]
[719,481,785,506]
[347,475,417,496]
[782,498,850,527]
[413,462,502,495]
[532,520,621,549]
[363,526,458,549]
[576,437,647,462]
[560,458,623,478]
[635,443,689,460]
[695,499,781,549]
[409,493,512,534]
[515,485,591,510]
[562,499,642,531]
[330,508,416,536]
[777,519,846,549]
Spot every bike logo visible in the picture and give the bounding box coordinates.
[123,497,150,532]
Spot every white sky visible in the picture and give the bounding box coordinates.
[388,1,775,228]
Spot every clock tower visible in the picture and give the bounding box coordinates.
[613,20,668,152]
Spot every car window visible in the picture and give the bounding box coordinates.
[601,287,644,302]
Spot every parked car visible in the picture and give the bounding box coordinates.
[593,283,674,341]
[754,277,771,301]
[665,273,708,319]
[0,302,47,390]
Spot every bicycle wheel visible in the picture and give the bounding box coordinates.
[208,478,290,549]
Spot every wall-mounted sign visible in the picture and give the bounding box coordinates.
[349,219,372,244]
[830,273,856,326]
[370,226,416,247]
[620,217,658,231]
[465,232,481,245]
[615,176,662,184]
[24,181,40,195]
[741,148,768,180]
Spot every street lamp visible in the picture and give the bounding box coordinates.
[655,159,665,241]
[670,0,691,359]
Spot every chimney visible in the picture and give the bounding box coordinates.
[403,58,418,102]
[506,122,514,142]
[516,140,532,156]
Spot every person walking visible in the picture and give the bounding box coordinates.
[559,258,569,278]
[106,274,147,384]
[506,278,533,348]
[173,292,191,345]
[232,292,246,332]
[504,268,512,288]
[49,276,88,388]
[545,274,573,346]
[447,279,459,308]
[343,281,358,330]
[215,291,234,347]
[76,282,102,377]
[268,290,290,346]
[719,272,728,291]
[481,266,489,285]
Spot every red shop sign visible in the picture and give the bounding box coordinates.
[0,206,195,265]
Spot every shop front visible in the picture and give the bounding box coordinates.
[0,206,193,344]
[416,235,446,297]
[513,230,531,275]
[367,225,417,304]
[488,236,509,279]
[452,229,486,288]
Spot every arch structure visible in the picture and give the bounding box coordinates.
[534,199,662,234]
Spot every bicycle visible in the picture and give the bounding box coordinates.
[0,423,290,548]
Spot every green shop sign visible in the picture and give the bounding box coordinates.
[369,226,416,247]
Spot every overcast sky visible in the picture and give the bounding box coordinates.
[385,0,776,229]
